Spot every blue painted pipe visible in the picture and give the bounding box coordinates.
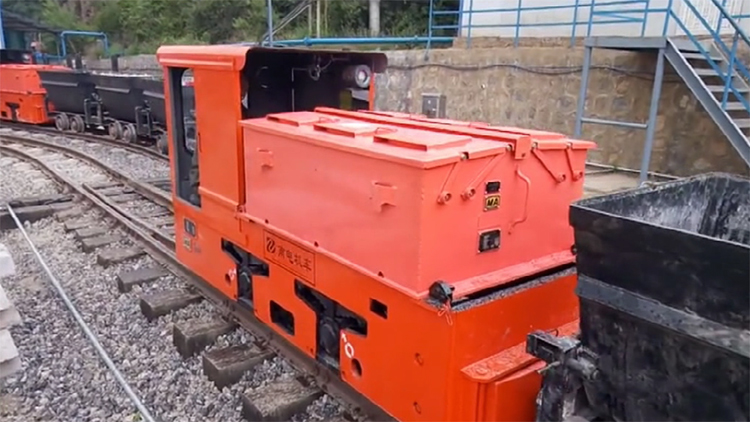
[267,36,454,47]
[0,0,5,50]
[60,30,110,58]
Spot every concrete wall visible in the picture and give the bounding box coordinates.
[378,46,747,176]
[85,46,748,177]
[86,54,162,77]
[458,0,745,39]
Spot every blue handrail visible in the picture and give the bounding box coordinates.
[59,30,110,58]
[430,0,667,48]
[662,0,750,115]
[270,36,453,47]
[430,0,749,49]
[0,0,5,50]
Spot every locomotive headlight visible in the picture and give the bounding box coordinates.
[342,65,372,89]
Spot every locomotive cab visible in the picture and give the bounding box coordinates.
[158,45,383,213]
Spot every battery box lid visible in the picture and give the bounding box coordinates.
[244,110,516,168]
[309,107,596,154]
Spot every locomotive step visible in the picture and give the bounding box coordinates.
[203,343,275,390]
[240,376,323,421]
[116,266,168,293]
[172,318,237,359]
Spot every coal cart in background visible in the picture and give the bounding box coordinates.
[36,66,186,155]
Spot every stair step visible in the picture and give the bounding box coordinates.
[734,118,750,129]
[724,102,750,112]
[672,38,703,52]
[681,52,724,62]
[707,85,750,95]
[693,68,727,77]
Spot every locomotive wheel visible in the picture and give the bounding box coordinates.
[54,114,70,131]
[70,115,85,133]
[108,121,123,139]
[122,124,137,143]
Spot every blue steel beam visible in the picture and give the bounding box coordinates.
[271,36,453,47]
[59,30,109,57]
[0,0,5,49]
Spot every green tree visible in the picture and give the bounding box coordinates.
[1,0,46,21]
[191,0,251,44]
[4,0,461,54]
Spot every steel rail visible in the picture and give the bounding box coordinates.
[0,121,167,161]
[6,204,158,422]
[0,134,172,211]
[83,184,175,250]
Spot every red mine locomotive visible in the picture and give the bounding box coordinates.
[151,43,749,422]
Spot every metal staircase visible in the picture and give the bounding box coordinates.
[575,0,750,183]
[665,35,750,168]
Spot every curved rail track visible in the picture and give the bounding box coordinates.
[0,132,386,421]
[0,121,167,161]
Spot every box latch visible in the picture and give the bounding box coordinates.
[371,182,397,211]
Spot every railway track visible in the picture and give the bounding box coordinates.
[0,122,167,162]
[0,133,381,421]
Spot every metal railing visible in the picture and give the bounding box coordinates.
[430,0,671,49]
[665,0,750,115]
[428,0,749,116]
[429,0,748,49]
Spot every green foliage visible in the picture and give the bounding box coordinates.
[40,0,90,31]
[2,0,461,55]
[1,0,46,21]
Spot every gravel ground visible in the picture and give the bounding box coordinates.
[0,215,348,422]
[3,142,112,187]
[2,128,170,181]
[0,214,246,421]
[44,135,170,181]
[0,217,134,421]
[0,153,61,203]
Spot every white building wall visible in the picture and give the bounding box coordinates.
[674,0,745,36]
[740,0,750,33]
[458,0,746,39]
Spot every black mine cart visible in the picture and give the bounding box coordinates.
[527,172,750,422]
[37,69,97,132]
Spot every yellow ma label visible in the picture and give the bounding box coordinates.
[484,195,500,211]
